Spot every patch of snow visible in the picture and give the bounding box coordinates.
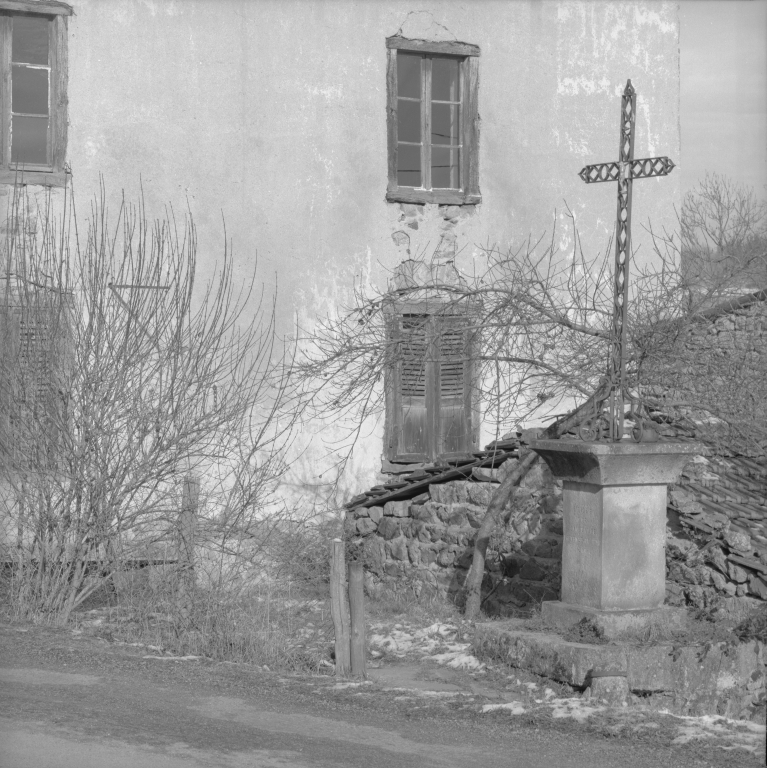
[548,697,606,723]
[427,645,485,670]
[142,654,202,661]
[661,711,765,754]
[332,681,372,690]
[482,701,527,715]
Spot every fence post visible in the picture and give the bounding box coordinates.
[348,560,366,678]
[330,538,351,676]
[177,475,199,619]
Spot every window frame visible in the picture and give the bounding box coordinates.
[0,0,72,188]
[386,36,480,206]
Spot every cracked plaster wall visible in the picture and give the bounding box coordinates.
[6,0,680,507]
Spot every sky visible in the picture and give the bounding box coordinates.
[680,0,767,197]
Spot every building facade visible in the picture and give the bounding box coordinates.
[1,0,681,504]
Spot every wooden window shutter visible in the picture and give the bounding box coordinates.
[436,314,469,456]
[385,310,477,463]
[386,313,431,462]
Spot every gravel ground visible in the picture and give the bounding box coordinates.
[0,620,763,768]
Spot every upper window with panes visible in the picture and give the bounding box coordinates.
[0,1,72,186]
[386,37,480,206]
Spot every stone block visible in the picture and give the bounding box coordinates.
[437,549,456,567]
[378,517,401,540]
[520,540,537,556]
[443,526,461,545]
[519,559,547,582]
[542,602,686,640]
[725,529,752,554]
[411,503,437,523]
[465,505,485,528]
[415,523,431,543]
[448,509,467,526]
[665,582,685,605]
[354,507,369,518]
[502,554,525,578]
[356,518,377,535]
[411,492,430,504]
[384,500,410,518]
[368,507,384,524]
[710,570,727,592]
[467,483,495,507]
[749,575,767,599]
[384,562,404,578]
[363,537,386,576]
[684,585,706,608]
[728,562,750,583]
[420,547,438,565]
[407,540,421,566]
[455,549,474,568]
[428,523,445,542]
[693,565,712,586]
[588,675,629,706]
[705,546,728,575]
[389,536,409,561]
[429,484,455,505]
[420,501,450,522]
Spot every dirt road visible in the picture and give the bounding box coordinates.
[0,624,757,768]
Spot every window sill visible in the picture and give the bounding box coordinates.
[0,170,70,188]
[386,188,481,206]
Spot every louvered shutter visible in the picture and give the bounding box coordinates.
[436,315,469,455]
[18,313,52,410]
[392,314,431,461]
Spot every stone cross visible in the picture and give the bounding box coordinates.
[578,80,675,440]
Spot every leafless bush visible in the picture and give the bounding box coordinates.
[0,181,302,624]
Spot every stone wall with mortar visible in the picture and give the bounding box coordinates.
[345,454,566,610]
[346,453,767,615]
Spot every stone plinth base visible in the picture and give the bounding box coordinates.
[542,600,687,639]
[473,619,766,719]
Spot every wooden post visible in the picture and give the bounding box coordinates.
[330,538,351,676]
[348,560,366,678]
[177,475,199,620]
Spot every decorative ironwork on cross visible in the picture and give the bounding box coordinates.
[577,80,675,442]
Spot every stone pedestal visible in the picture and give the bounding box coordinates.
[528,439,702,637]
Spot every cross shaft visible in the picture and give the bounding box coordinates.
[578,80,675,441]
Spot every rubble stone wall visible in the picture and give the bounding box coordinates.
[346,457,767,615]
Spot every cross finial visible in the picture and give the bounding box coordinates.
[576,81,675,442]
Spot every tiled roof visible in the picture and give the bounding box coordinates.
[344,439,519,510]
[675,453,767,557]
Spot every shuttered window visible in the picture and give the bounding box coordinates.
[385,312,476,463]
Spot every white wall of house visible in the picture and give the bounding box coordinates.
[8,0,681,508]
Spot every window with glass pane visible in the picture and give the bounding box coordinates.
[386,37,479,205]
[396,53,422,188]
[394,52,465,192]
[430,57,460,189]
[11,15,50,166]
[0,3,70,184]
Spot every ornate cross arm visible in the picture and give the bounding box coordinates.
[579,156,676,184]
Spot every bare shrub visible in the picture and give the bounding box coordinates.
[0,182,300,625]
